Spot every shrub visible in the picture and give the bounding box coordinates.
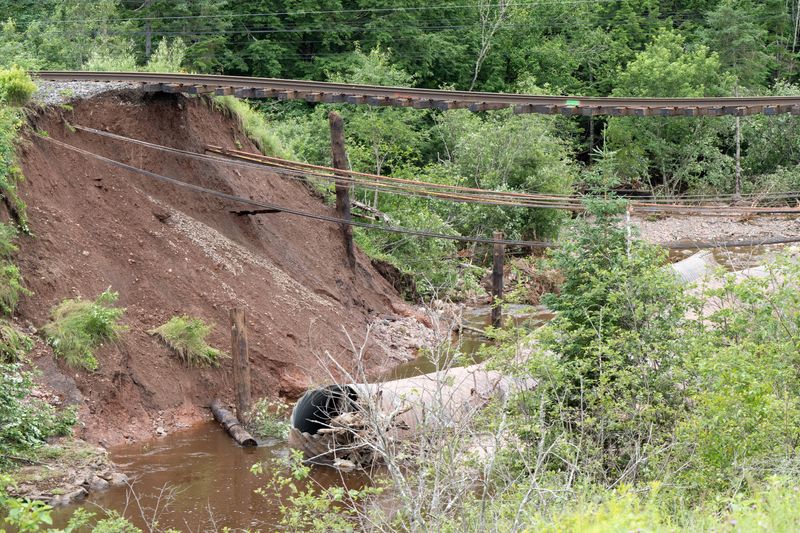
[0,261,29,315]
[0,363,76,459]
[42,289,125,371]
[0,106,27,228]
[0,66,35,107]
[0,320,32,362]
[0,221,17,256]
[150,315,225,367]
[143,38,186,73]
[248,398,290,439]
[513,198,690,484]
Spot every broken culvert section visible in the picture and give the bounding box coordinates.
[288,364,535,469]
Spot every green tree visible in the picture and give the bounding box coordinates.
[606,29,733,193]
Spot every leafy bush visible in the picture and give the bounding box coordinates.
[247,398,290,439]
[512,198,690,484]
[82,45,137,72]
[42,289,125,371]
[0,261,29,315]
[0,106,28,228]
[150,315,225,367]
[143,38,186,73]
[0,363,76,459]
[0,319,32,362]
[0,66,35,106]
[0,221,17,257]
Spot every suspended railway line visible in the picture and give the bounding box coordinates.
[35,71,800,117]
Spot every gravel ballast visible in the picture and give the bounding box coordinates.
[33,79,137,106]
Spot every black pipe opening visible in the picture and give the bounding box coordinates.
[291,385,359,435]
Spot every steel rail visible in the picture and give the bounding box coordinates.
[34,71,800,116]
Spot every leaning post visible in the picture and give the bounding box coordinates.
[328,111,356,268]
[230,308,252,424]
[491,231,505,328]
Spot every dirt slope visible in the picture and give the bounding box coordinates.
[11,90,416,446]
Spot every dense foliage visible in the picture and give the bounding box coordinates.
[3,1,800,294]
[0,364,75,463]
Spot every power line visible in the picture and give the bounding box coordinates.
[72,124,800,214]
[34,135,800,251]
[6,0,654,25]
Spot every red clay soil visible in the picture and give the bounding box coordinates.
[10,91,415,447]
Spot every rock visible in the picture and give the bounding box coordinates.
[88,475,109,491]
[332,458,356,472]
[156,426,167,436]
[109,472,129,486]
[50,487,87,506]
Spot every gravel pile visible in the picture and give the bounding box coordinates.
[634,214,800,244]
[32,79,137,106]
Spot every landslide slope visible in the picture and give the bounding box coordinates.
[12,90,411,445]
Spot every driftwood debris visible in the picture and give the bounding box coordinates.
[210,399,257,447]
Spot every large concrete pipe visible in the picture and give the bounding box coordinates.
[288,364,535,467]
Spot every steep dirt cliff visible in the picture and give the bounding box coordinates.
[11,90,419,446]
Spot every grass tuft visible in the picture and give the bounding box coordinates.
[0,261,29,315]
[150,315,225,367]
[0,320,32,362]
[210,96,290,158]
[0,222,17,257]
[42,289,125,371]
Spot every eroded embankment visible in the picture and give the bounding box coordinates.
[11,90,424,446]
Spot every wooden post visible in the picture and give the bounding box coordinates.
[230,308,251,423]
[491,231,505,328]
[328,111,356,268]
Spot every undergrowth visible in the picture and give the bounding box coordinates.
[211,96,290,158]
[0,364,76,462]
[0,320,32,362]
[150,315,225,367]
[247,398,290,440]
[0,67,34,230]
[0,261,28,315]
[0,66,36,107]
[42,289,125,371]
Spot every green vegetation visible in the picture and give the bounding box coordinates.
[0,364,76,464]
[42,289,125,371]
[0,66,35,106]
[0,261,28,315]
[210,96,289,157]
[247,398,290,440]
[0,320,32,362]
[149,315,225,367]
[0,67,32,230]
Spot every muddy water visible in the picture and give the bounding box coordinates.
[51,304,550,530]
[52,422,368,531]
[382,304,554,381]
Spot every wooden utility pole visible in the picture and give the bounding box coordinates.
[328,111,356,268]
[230,308,251,423]
[491,231,505,328]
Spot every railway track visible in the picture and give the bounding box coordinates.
[35,71,800,117]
